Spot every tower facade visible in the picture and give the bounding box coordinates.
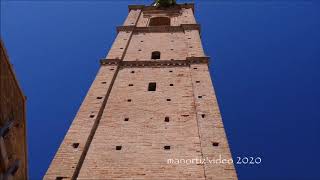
[45,3,237,180]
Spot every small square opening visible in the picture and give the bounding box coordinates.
[151,51,160,59]
[198,96,202,99]
[201,114,205,118]
[72,143,79,149]
[127,99,132,102]
[165,117,170,122]
[148,82,157,91]
[131,71,135,73]
[124,118,129,121]
[212,142,219,147]
[164,146,171,150]
[116,146,122,150]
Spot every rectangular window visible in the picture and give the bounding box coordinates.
[148,82,157,91]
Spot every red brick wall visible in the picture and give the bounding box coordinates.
[0,41,27,179]
[45,4,237,180]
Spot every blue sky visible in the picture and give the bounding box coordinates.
[1,0,320,179]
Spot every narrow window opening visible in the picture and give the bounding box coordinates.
[151,51,160,59]
[89,115,95,118]
[124,118,129,121]
[170,59,174,60]
[129,84,134,86]
[196,81,200,83]
[101,81,107,84]
[188,38,191,39]
[182,114,189,117]
[170,84,174,86]
[116,146,122,150]
[141,40,144,42]
[56,177,65,180]
[212,142,219,147]
[127,99,132,102]
[148,82,157,91]
[120,48,124,49]
[193,67,198,69]
[198,96,202,99]
[131,71,135,73]
[110,68,114,70]
[201,114,205,118]
[165,117,170,122]
[97,97,103,99]
[72,143,79,149]
[164,146,171,150]
[138,49,142,51]
[166,99,171,101]
[170,49,174,51]
[169,70,173,72]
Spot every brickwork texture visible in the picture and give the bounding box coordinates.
[45,3,237,180]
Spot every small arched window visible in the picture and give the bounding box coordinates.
[151,51,161,60]
[149,17,171,26]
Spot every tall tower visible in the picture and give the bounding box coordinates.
[45,2,237,180]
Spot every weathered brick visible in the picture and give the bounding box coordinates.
[0,40,27,179]
[45,3,237,180]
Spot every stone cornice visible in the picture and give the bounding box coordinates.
[100,57,209,68]
[117,24,201,33]
[128,3,194,13]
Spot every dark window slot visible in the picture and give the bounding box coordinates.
[148,82,157,91]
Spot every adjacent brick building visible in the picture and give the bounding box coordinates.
[0,40,28,179]
[45,2,237,180]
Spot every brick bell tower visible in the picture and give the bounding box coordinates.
[45,2,237,180]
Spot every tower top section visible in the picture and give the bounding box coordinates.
[128,3,194,14]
